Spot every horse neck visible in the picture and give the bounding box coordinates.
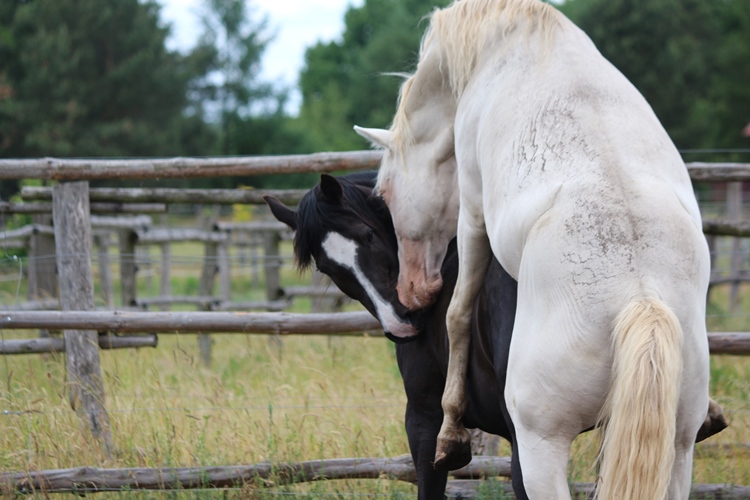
[398,45,457,148]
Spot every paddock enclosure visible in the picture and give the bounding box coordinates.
[1,154,750,497]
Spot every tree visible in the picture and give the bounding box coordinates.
[0,0,204,159]
[704,0,750,157]
[192,0,276,156]
[296,0,451,152]
[558,0,741,155]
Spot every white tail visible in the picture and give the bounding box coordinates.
[595,299,683,500]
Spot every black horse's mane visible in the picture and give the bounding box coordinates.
[293,171,394,270]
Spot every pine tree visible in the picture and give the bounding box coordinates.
[0,0,196,158]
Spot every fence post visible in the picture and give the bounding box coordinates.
[94,232,114,309]
[264,230,282,302]
[263,230,284,355]
[118,229,137,307]
[197,222,219,366]
[158,213,171,311]
[218,233,231,303]
[250,232,261,289]
[138,245,153,291]
[52,181,113,456]
[28,213,57,338]
[159,242,171,311]
[28,214,58,300]
[469,429,499,457]
[728,182,743,311]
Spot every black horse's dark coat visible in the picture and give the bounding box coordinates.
[399,243,524,498]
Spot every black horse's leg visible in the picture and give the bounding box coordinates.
[405,402,449,500]
[509,435,529,499]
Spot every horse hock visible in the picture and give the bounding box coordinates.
[697,398,729,443]
[434,421,473,471]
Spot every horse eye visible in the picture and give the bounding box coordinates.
[366,228,375,243]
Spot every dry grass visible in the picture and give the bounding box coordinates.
[0,334,415,497]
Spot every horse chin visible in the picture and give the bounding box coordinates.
[384,330,419,344]
[381,319,421,343]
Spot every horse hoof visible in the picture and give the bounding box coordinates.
[433,429,472,471]
[696,399,729,443]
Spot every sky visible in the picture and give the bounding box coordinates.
[159,0,364,113]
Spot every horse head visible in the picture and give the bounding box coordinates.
[355,124,458,310]
[353,41,461,311]
[264,172,421,342]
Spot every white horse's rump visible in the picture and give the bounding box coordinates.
[356,0,711,498]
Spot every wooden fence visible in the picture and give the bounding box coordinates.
[1,197,345,314]
[1,153,749,496]
[2,455,747,498]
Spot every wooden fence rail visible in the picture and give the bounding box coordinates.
[0,310,382,336]
[0,201,167,214]
[0,151,383,180]
[1,455,747,498]
[686,163,750,182]
[0,334,157,354]
[1,310,749,354]
[0,217,151,242]
[704,220,750,238]
[20,186,308,206]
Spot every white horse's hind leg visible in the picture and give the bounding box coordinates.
[670,410,702,498]
[669,444,695,499]
[505,333,582,498]
[514,426,575,499]
[434,217,492,471]
[671,344,709,499]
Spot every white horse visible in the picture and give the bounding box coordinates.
[355,0,711,498]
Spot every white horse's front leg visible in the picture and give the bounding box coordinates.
[434,220,492,471]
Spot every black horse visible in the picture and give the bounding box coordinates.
[265,172,726,500]
[266,171,524,498]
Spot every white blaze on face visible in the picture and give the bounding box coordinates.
[321,232,417,338]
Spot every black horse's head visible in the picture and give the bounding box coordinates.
[264,172,421,343]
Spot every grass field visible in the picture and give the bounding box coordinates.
[1,228,750,498]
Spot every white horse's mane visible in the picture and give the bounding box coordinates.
[390,0,560,149]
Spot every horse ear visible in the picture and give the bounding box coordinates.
[319,174,344,203]
[354,126,393,149]
[264,195,297,231]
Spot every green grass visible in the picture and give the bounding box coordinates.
[1,233,750,497]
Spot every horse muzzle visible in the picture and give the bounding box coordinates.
[397,275,443,311]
